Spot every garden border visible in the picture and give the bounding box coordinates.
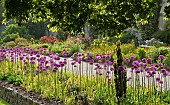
[0,80,64,105]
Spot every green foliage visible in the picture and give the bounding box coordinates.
[164,19,170,32]
[158,47,169,56]
[15,37,28,45]
[2,0,157,35]
[137,47,146,60]
[24,21,47,39]
[120,42,136,55]
[2,24,30,39]
[147,46,159,62]
[2,33,20,43]
[153,30,170,44]
[4,41,16,48]
[163,52,170,71]
[0,73,23,85]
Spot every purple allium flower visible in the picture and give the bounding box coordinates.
[126,77,132,81]
[30,60,35,64]
[158,55,164,60]
[52,67,58,72]
[125,58,130,63]
[146,74,150,78]
[161,69,166,73]
[159,80,163,84]
[104,63,107,67]
[118,66,124,71]
[110,66,114,71]
[158,62,163,67]
[156,77,160,82]
[130,56,135,60]
[163,66,169,70]
[134,68,140,73]
[142,58,147,63]
[147,58,152,63]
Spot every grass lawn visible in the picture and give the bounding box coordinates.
[0,98,10,105]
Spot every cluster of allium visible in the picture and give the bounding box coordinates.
[59,49,70,57]
[71,52,85,67]
[0,46,67,76]
[129,55,170,85]
[40,36,58,44]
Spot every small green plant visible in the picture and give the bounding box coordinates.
[137,47,146,60]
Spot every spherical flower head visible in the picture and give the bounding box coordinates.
[110,66,114,71]
[104,63,107,67]
[158,55,164,60]
[146,74,150,78]
[126,77,132,81]
[125,58,130,63]
[161,69,166,73]
[118,66,124,71]
[30,60,35,64]
[142,58,147,63]
[52,67,58,72]
[158,62,163,67]
[147,58,152,63]
[163,66,169,70]
[130,56,135,60]
[159,80,163,84]
[134,68,140,74]
[156,77,160,82]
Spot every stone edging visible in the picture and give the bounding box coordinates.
[0,80,64,105]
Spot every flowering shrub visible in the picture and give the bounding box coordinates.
[40,36,58,44]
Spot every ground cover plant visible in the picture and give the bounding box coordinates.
[0,46,170,105]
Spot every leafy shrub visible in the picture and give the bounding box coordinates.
[137,47,146,60]
[15,37,28,45]
[147,46,159,63]
[40,35,58,44]
[121,42,136,55]
[4,41,16,48]
[163,52,170,71]
[158,47,169,56]
[121,28,139,45]
[2,33,20,43]
[164,19,170,32]
[2,24,30,39]
[153,30,170,44]
[65,37,83,46]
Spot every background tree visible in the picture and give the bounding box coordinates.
[1,0,157,103]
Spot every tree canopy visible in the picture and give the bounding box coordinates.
[1,0,158,35]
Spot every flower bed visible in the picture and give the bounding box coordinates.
[0,47,170,104]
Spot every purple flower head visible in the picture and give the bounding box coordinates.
[104,63,107,67]
[158,55,164,60]
[132,61,139,68]
[130,56,135,60]
[161,69,166,73]
[52,67,58,72]
[126,77,132,81]
[147,58,152,63]
[146,74,150,78]
[134,68,140,74]
[156,77,160,82]
[90,59,94,65]
[125,58,130,63]
[110,66,114,71]
[158,62,163,67]
[163,66,169,70]
[118,66,124,71]
[30,60,35,64]
[142,58,147,63]
[159,80,163,84]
